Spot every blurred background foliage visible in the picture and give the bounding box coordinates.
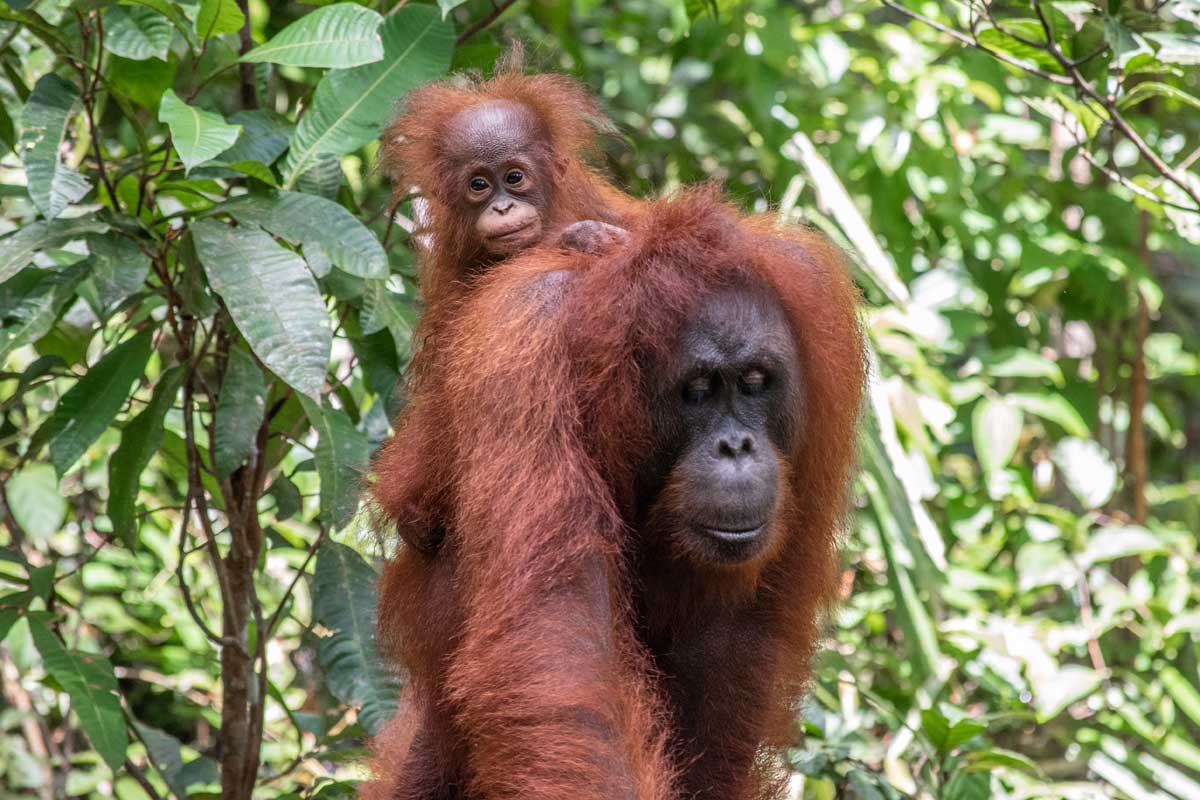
[0,0,1198,798]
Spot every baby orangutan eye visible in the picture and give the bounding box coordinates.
[469,176,489,192]
[504,169,525,185]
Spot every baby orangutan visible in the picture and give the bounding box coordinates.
[379,51,634,308]
[374,59,638,555]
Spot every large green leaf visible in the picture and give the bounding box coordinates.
[158,90,242,174]
[310,541,398,735]
[241,3,384,68]
[195,0,243,40]
[108,366,185,547]
[281,5,453,186]
[191,220,331,399]
[34,330,154,477]
[221,191,387,278]
[84,233,152,317]
[29,615,128,772]
[212,345,266,477]
[300,396,368,528]
[5,464,66,539]
[212,109,292,167]
[103,5,173,61]
[0,263,88,361]
[18,74,91,219]
[0,217,110,284]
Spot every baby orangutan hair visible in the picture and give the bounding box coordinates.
[379,46,634,308]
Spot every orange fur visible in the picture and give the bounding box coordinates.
[372,65,636,556]
[366,187,865,799]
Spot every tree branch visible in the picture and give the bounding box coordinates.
[456,0,518,45]
[882,0,1200,211]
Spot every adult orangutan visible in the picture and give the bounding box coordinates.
[374,57,634,555]
[365,188,866,800]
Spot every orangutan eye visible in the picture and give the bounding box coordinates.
[683,375,714,403]
[504,169,525,186]
[469,177,489,193]
[740,369,767,395]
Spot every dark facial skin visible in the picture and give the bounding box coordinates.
[644,285,802,568]
[444,101,552,256]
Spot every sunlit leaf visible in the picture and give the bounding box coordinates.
[5,464,65,539]
[1052,437,1118,509]
[241,3,384,68]
[158,90,243,174]
[282,5,453,186]
[195,0,244,40]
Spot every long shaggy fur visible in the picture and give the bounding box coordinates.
[365,186,865,800]
[372,65,636,557]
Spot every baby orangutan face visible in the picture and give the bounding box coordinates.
[444,100,553,257]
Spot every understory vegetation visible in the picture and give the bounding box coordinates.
[0,1,1197,798]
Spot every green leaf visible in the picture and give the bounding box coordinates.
[282,5,453,186]
[18,74,91,219]
[293,155,343,198]
[0,216,110,284]
[36,330,155,477]
[0,264,88,362]
[1080,524,1165,566]
[1051,437,1117,509]
[922,708,987,759]
[110,55,177,110]
[108,366,185,547]
[300,396,368,527]
[85,233,151,316]
[133,724,189,799]
[223,160,276,185]
[5,464,65,539]
[241,3,384,68]
[191,220,331,399]
[195,0,244,40]
[103,5,173,61]
[221,191,387,278]
[942,771,990,800]
[213,109,292,166]
[1005,392,1088,437]
[1161,666,1200,730]
[213,346,266,477]
[158,90,242,174]
[268,475,302,520]
[1033,664,1101,722]
[311,541,398,735]
[972,397,1023,478]
[361,278,413,352]
[29,616,128,772]
[1118,81,1200,113]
